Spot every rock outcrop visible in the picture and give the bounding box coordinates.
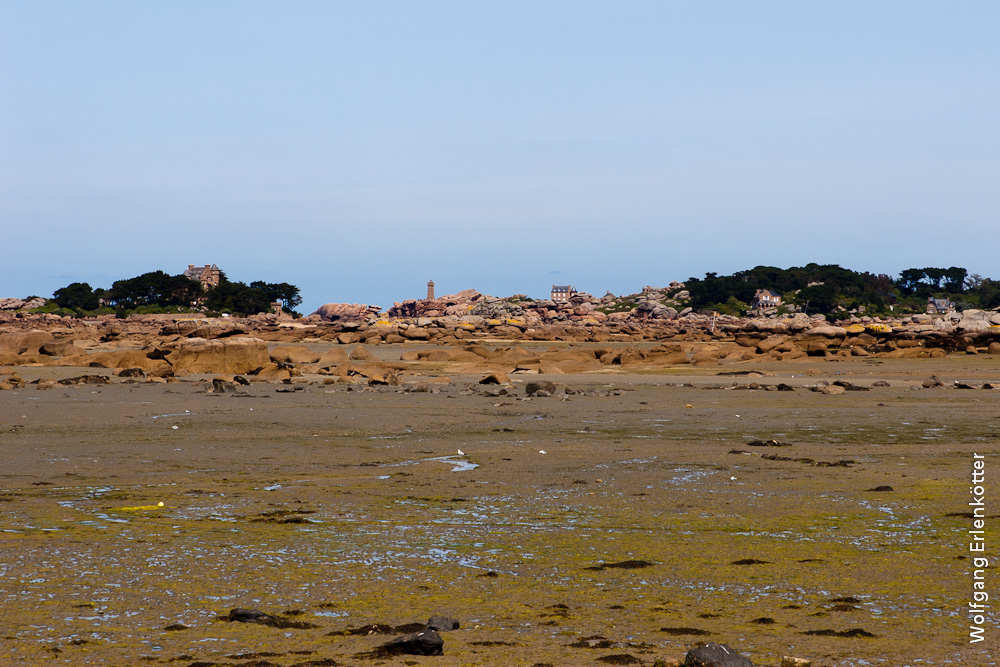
[313,303,382,322]
[161,337,271,374]
[0,330,55,364]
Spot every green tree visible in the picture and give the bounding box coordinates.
[798,283,837,313]
[897,266,967,296]
[249,281,302,310]
[52,282,99,311]
[204,281,271,314]
[942,266,968,293]
[974,279,1000,309]
[105,271,202,309]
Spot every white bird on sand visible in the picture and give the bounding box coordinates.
[457,449,465,456]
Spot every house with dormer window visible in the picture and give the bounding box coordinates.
[551,285,573,303]
[751,289,782,310]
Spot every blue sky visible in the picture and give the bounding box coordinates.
[2,2,997,313]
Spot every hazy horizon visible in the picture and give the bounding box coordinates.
[3,2,997,314]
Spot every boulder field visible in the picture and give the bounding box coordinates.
[1,304,999,379]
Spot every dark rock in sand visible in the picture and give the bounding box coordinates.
[59,374,110,385]
[585,559,654,571]
[832,380,870,391]
[222,608,318,629]
[683,641,755,666]
[426,614,460,631]
[525,380,557,396]
[803,628,876,638]
[746,439,788,447]
[212,378,236,393]
[867,485,894,492]
[376,627,444,656]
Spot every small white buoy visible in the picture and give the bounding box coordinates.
[157,501,164,507]
[171,425,179,430]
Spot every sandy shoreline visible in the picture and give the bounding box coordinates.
[1,352,997,666]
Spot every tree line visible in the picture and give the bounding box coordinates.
[685,264,1000,317]
[50,270,301,317]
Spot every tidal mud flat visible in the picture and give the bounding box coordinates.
[1,353,997,666]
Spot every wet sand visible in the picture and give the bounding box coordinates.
[1,351,998,666]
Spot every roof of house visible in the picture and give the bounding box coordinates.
[185,264,218,274]
[551,285,572,291]
[755,289,781,298]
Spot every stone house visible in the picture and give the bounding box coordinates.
[551,285,574,303]
[184,264,222,291]
[751,289,782,310]
[926,297,955,314]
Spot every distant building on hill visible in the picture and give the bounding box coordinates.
[751,289,782,310]
[926,297,955,314]
[551,285,574,303]
[184,264,222,291]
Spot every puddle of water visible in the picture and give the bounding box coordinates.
[150,412,196,420]
[423,456,480,472]
[382,456,480,472]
